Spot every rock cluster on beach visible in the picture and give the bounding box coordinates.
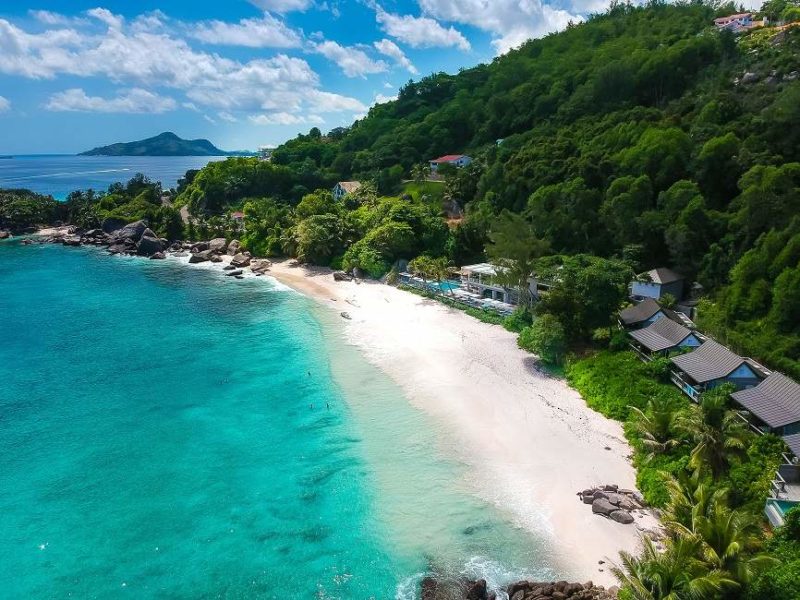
[577,484,645,525]
[421,577,617,600]
[34,220,272,278]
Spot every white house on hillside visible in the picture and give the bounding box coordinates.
[429,154,472,172]
[631,268,685,301]
[332,181,362,201]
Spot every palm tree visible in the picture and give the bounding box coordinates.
[629,396,682,460]
[613,537,734,600]
[411,163,430,185]
[677,387,749,480]
[662,476,778,591]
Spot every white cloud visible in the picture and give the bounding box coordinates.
[28,10,87,26]
[374,38,417,74]
[373,93,396,105]
[375,6,470,50]
[312,40,387,78]
[131,10,168,33]
[0,16,365,121]
[0,96,10,112]
[248,0,313,12]
[204,114,217,124]
[249,112,324,125]
[190,14,302,48]
[305,90,367,113]
[86,8,124,30]
[418,0,579,54]
[44,87,177,113]
[218,111,238,122]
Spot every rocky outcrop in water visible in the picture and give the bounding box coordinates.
[419,577,616,600]
[33,222,283,279]
[230,253,251,268]
[208,237,227,253]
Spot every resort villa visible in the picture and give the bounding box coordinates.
[630,267,685,301]
[429,154,472,172]
[618,300,800,526]
[628,315,704,360]
[618,297,687,329]
[459,263,537,304]
[669,340,767,401]
[332,181,362,201]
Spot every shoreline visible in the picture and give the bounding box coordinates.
[266,260,660,586]
[25,230,659,587]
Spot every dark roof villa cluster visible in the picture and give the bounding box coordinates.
[619,297,800,527]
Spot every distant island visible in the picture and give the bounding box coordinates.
[79,132,255,157]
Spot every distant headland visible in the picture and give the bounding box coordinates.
[79,132,255,157]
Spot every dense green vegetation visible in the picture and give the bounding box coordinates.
[64,175,184,239]
[0,189,60,231]
[567,350,797,598]
[4,3,800,595]
[161,0,800,377]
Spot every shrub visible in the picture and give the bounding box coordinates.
[503,307,534,333]
[518,314,567,365]
[643,356,672,383]
[609,328,630,351]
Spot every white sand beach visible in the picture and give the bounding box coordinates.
[267,260,660,586]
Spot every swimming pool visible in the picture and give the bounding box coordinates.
[775,499,800,515]
[432,280,461,292]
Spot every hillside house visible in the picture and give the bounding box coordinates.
[631,267,685,301]
[230,211,244,223]
[628,316,703,360]
[332,181,362,201]
[732,373,800,436]
[258,146,274,161]
[670,340,767,401]
[429,154,472,172]
[618,298,686,329]
[714,12,753,28]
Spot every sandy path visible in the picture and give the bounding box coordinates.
[267,261,657,585]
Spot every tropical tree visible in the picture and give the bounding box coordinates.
[485,211,549,306]
[411,163,431,184]
[663,479,777,590]
[677,386,749,480]
[613,537,734,600]
[517,314,567,365]
[629,396,683,460]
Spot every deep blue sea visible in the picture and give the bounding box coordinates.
[0,156,227,199]
[0,240,551,598]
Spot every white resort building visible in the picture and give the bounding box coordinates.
[460,263,537,304]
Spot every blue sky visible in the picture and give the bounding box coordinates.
[0,0,607,154]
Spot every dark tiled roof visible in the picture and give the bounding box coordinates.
[629,317,694,352]
[619,298,684,327]
[670,340,751,384]
[784,433,800,459]
[732,373,800,429]
[641,267,684,285]
[619,298,661,326]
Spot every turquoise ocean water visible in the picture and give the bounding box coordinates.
[0,240,553,598]
[0,156,227,199]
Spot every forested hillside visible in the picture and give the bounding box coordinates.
[170,0,800,377]
[4,1,798,375]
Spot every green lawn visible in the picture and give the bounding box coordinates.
[399,180,445,203]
